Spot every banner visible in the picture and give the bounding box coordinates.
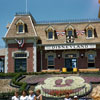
[15,39,24,47]
[45,44,96,50]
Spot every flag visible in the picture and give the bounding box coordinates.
[61,31,65,36]
[76,30,85,35]
[15,39,24,47]
[56,31,65,36]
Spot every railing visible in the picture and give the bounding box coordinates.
[37,18,100,24]
[15,12,31,16]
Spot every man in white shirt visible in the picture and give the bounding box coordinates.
[12,91,20,100]
[28,90,36,100]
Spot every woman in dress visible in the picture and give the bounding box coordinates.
[20,90,29,100]
[36,90,42,100]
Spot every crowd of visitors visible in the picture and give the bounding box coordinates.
[12,90,80,100]
[12,90,42,100]
[64,92,78,100]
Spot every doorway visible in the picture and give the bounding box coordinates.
[15,59,27,72]
[65,58,77,71]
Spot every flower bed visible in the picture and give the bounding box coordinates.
[35,76,92,97]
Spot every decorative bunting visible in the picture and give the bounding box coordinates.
[15,39,24,47]
[76,30,85,36]
[56,31,65,36]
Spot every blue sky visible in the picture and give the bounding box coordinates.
[0,0,99,46]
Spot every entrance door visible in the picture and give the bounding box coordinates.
[15,59,27,72]
[65,58,77,71]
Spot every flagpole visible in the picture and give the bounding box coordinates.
[26,0,28,13]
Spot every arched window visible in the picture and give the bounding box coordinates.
[16,19,25,33]
[65,25,74,43]
[85,24,94,39]
[45,26,55,40]
[65,25,74,36]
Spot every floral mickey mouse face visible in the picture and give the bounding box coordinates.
[35,76,92,97]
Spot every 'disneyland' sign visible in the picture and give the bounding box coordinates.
[45,44,96,50]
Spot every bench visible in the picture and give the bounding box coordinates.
[79,68,100,72]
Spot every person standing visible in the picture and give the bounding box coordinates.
[12,91,20,100]
[36,90,42,100]
[28,90,36,100]
[20,90,29,100]
[64,92,72,100]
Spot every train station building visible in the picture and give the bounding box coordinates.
[0,13,100,73]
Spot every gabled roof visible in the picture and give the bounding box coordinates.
[4,14,37,39]
[35,22,100,45]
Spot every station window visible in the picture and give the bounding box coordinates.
[45,26,55,40]
[16,20,25,33]
[85,24,94,39]
[14,53,27,58]
[88,54,95,68]
[14,53,27,72]
[48,31,53,40]
[88,30,93,38]
[48,55,54,69]
[18,24,24,33]
[68,30,73,36]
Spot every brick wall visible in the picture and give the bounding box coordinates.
[8,43,34,73]
[77,50,88,69]
[40,50,88,70]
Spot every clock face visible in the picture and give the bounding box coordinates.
[35,76,92,97]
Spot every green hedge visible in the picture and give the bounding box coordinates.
[0,73,17,77]
[11,73,28,92]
